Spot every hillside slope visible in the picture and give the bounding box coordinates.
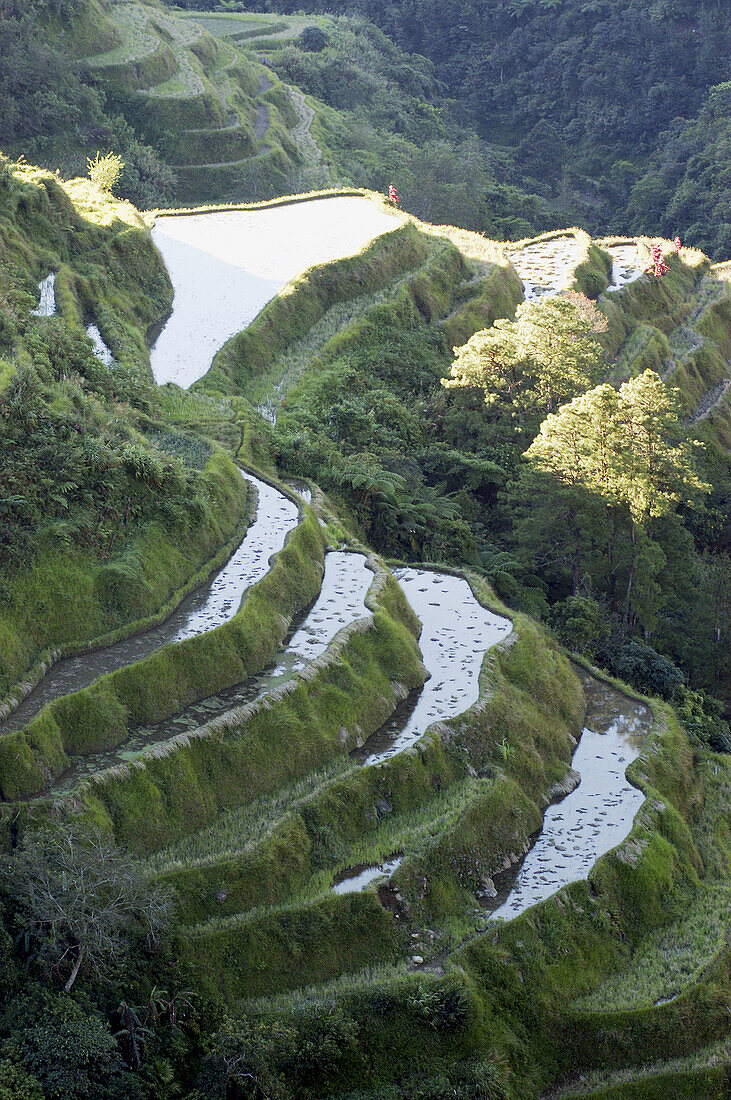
[0,160,249,726]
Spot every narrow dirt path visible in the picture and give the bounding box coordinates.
[286,85,331,191]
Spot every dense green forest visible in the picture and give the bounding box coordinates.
[174,0,731,257]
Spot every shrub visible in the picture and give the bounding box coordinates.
[549,595,610,657]
[87,152,124,195]
[300,26,330,52]
[611,641,684,700]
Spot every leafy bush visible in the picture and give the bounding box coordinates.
[300,25,329,51]
[549,596,610,657]
[610,641,684,700]
[87,152,125,195]
[0,991,141,1100]
[0,1059,43,1100]
[674,687,731,753]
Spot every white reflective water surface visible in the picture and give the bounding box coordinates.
[489,673,649,921]
[31,273,56,317]
[150,198,399,387]
[363,569,511,765]
[86,324,113,364]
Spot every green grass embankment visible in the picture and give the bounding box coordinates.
[71,560,426,856]
[194,221,428,395]
[598,244,730,412]
[163,571,585,1002]
[222,664,720,1099]
[0,450,249,782]
[0,472,326,800]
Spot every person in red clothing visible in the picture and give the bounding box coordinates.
[645,243,669,278]
[388,184,400,206]
[673,236,682,253]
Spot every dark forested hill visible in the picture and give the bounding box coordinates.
[180,0,731,256]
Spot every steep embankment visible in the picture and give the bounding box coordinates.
[80,1,307,203]
[0,162,251,752]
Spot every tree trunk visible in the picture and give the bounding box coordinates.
[624,521,637,630]
[64,945,85,993]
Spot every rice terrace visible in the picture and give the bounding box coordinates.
[0,1,728,1098]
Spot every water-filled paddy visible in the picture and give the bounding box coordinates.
[86,324,113,364]
[150,197,399,387]
[604,243,644,292]
[488,669,650,921]
[32,551,373,795]
[333,856,403,895]
[359,568,511,765]
[506,237,582,301]
[31,273,56,317]
[0,474,298,733]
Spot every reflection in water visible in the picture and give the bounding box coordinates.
[150,198,399,388]
[605,244,644,292]
[35,552,374,795]
[31,273,56,317]
[361,568,511,766]
[0,474,298,734]
[506,238,581,301]
[333,856,403,895]
[86,324,113,365]
[488,670,650,921]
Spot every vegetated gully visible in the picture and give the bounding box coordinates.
[10,201,651,927]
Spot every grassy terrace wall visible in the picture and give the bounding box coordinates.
[164,572,585,1002]
[0,450,247,717]
[72,561,426,854]
[0,473,326,800]
[597,245,731,411]
[194,221,430,394]
[222,672,717,1098]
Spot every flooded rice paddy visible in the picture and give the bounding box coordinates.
[358,568,512,766]
[31,273,56,317]
[333,856,403,895]
[488,668,650,921]
[0,474,298,734]
[604,243,644,292]
[39,551,373,795]
[150,197,399,388]
[86,324,113,364]
[506,237,582,302]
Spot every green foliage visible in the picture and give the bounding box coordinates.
[549,596,610,657]
[445,294,607,430]
[0,991,141,1100]
[259,0,730,255]
[87,151,125,194]
[0,824,172,992]
[610,642,684,700]
[0,1060,43,1100]
[628,83,731,261]
[300,26,330,52]
[506,372,709,635]
[199,1004,359,1098]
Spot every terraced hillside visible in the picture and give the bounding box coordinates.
[0,175,729,1098]
[73,1,327,203]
